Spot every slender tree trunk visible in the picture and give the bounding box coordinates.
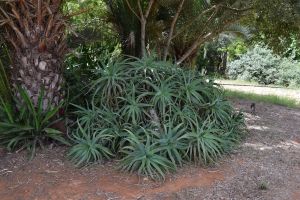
[137,0,155,57]
[140,18,147,57]
[163,0,185,61]
[219,51,227,75]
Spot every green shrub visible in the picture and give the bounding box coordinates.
[276,58,300,87]
[183,120,225,164]
[0,89,70,159]
[119,128,176,180]
[227,44,280,85]
[227,44,300,87]
[68,56,245,179]
[157,123,187,167]
[64,43,120,106]
[68,121,114,167]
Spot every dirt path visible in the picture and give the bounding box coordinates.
[174,99,300,200]
[0,100,299,200]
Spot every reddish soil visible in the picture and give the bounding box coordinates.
[0,148,226,200]
[293,192,300,200]
[0,99,299,200]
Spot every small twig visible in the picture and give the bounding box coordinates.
[16,145,26,153]
[65,8,92,19]
[89,175,97,183]
[44,170,59,174]
[0,169,13,176]
[136,195,145,200]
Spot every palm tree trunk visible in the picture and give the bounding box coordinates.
[11,49,64,109]
[0,0,67,109]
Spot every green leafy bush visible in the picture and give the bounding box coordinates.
[227,44,300,87]
[64,43,121,106]
[227,44,280,84]
[276,58,300,87]
[69,56,246,179]
[0,89,69,159]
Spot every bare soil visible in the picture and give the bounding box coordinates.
[0,99,299,200]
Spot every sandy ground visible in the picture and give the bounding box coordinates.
[0,99,299,200]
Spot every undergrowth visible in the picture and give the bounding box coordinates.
[67,56,246,180]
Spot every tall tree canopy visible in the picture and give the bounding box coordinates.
[106,0,252,65]
[245,0,300,53]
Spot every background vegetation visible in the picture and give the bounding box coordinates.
[0,0,300,180]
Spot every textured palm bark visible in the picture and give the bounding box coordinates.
[11,49,64,109]
[0,0,67,109]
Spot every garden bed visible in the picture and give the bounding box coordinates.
[0,99,299,200]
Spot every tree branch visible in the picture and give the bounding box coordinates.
[125,0,141,21]
[171,5,217,40]
[137,0,144,20]
[176,7,220,65]
[176,4,251,65]
[145,0,155,18]
[219,5,253,12]
[138,0,156,57]
[177,17,240,65]
[163,0,185,61]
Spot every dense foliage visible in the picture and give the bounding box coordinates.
[0,89,70,159]
[105,0,252,64]
[1,0,299,181]
[248,0,300,53]
[277,58,300,87]
[227,44,281,84]
[227,44,300,86]
[67,56,246,179]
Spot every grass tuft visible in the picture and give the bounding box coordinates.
[224,89,300,109]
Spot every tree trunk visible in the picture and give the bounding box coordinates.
[163,0,185,61]
[219,51,227,75]
[11,49,64,110]
[140,18,147,57]
[137,0,155,58]
[1,1,67,109]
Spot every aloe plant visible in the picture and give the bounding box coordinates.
[91,59,131,105]
[157,123,187,167]
[68,121,114,167]
[146,76,179,118]
[68,57,246,179]
[118,84,152,125]
[119,129,175,180]
[183,120,225,164]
